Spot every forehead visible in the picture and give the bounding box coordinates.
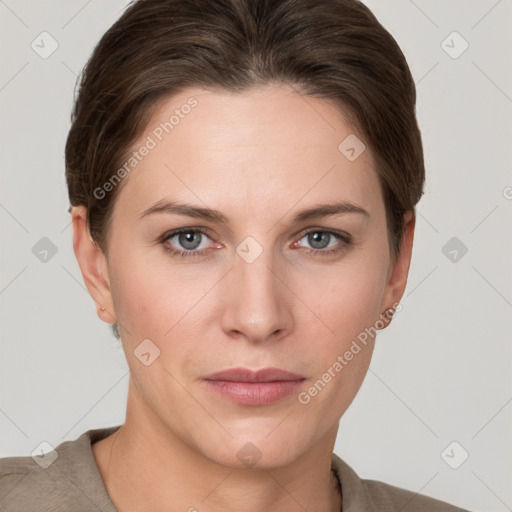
[113,84,383,221]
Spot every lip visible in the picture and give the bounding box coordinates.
[203,367,305,382]
[202,367,306,406]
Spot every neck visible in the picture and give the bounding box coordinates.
[93,379,342,512]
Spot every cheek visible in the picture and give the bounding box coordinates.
[297,249,388,395]
[107,248,166,342]
[295,266,385,415]
[108,247,221,349]
[308,256,388,343]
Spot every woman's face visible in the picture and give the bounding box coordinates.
[84,84,413,467]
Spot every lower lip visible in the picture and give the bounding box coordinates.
[203,379,305,406]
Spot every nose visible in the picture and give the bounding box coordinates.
[220,244,294,344]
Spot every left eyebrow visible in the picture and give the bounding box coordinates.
[137,199,370,223]
[291,201,370,223]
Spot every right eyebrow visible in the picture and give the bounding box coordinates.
[138,199,227,223]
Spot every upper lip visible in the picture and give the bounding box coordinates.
[203,367,305,383]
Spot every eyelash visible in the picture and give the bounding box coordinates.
[160,227,352,258]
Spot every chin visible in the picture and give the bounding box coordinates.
[193,424,311,469]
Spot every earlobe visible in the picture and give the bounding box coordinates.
[71,206,116,325]
[378,210,416,330]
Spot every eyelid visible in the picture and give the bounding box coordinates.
[160,226,350,244]
[160,228,217,259]
[294,226,351,240]
[160,226,352,257]
[292,229,352,255]
[159,226,216,243]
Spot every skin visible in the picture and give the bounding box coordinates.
[72,84,415,512]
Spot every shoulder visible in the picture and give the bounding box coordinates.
[0,458,74,512]
[0,426,120,512]
[331,452,471,512]
[360,478,469,512]
[0,449,86,512]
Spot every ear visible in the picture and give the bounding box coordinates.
[378,210,415,329]
[71,206,116,325]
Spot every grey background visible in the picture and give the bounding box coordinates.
[1,1,511,510]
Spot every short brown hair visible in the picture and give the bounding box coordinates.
[65,0,424,337]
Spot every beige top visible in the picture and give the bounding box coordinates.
[0,425,469,511]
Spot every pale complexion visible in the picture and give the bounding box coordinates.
[72,84,415,512]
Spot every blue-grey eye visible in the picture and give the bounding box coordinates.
[167,230,210,251]
[179,232,202,250]
[306,231,336,249]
